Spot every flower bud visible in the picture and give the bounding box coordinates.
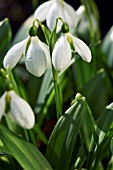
[29,25,38,37]
[61,23,69,33]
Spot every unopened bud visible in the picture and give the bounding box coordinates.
[29,25,38,37]
[62,23,69,33]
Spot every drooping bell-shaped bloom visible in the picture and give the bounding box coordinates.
[3,36,51,77]
[9,91,35,129]
[52,33,92,71]
[34,0,78,31]
[25,37,51,77]
[0,91,35,129]
[3,37,29,69]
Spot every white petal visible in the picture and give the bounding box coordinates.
[25,37,47,77]
[34,1,53,22]
[52,35,71,71]
[0,92,7,120]
[71,35,92,62]
[38,40,51,68]
[46,2,62,31]
[76,5,85,16]
[3,38,28,69]
[63,2,78,27]
[9,91,35,129]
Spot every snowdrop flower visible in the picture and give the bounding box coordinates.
[34,0,78,31]
[52,33,92,71]
[3,36,51,77]
[0,91,35,129]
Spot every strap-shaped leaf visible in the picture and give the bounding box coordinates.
[87,102,113,169]
[46,94,85,170]
[0,18,12,64]
[0,125,53,170]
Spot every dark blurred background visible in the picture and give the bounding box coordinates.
[0,0,112,38]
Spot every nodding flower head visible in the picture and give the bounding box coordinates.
[0,91,35,129]
[52,32,92,71]
[3,36,51,77]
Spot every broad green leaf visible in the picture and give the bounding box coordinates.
[0,125,53,170]
[35,68,52,115]
[70,101,95,170]
[0,18,12,64]
[70,145,86,170]
[79,101,95,153]
[87,102,113,169]
[80,69,111,118]
[73,55,96,90]
[46,94,85,170]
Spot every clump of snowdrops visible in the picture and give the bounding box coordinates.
[0,0,113,170]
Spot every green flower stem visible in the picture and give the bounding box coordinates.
[28,130,37,146]
[23,129,29,141]
[52,65,62,119]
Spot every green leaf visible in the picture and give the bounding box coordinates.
[0,18,12,64]
[73,55,96,90]
[87,102,113,169]
[35,68,53,114]
[46,94,86,170]
[79,101,95,153]
[80,69,110,118]
[0,125,53,170]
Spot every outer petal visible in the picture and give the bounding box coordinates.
[0,92,7,120]
[34,1,53,22]
[52,35,71,71]
[38,40,51,68]
[46,2,62,31]
[3,38,28,69]
[63,2,78,27]
[25,37,47,77]
[9,91,35,129]
[71,35,92,62]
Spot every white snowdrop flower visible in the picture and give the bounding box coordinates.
[52,33,91,71]
[3,37,29,69]
[0,92,7,120]
[9,91,35,129]
[34,0,78,31]
[25,36,51,77]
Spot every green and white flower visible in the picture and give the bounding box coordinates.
[0,91,35,129]
[3,36,51,77]
[34,0,78,31]
[52,33,92,71]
